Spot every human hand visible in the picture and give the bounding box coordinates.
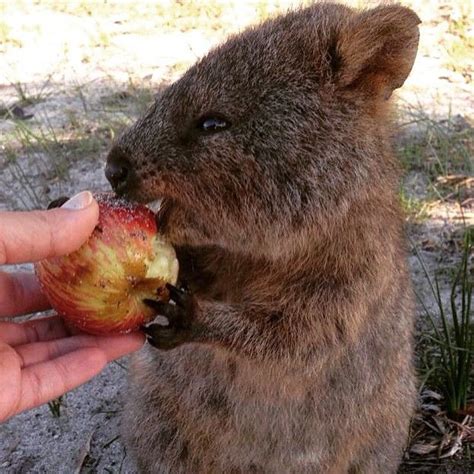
[0,191,145,423]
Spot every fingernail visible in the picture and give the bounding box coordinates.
[61,191,93,210]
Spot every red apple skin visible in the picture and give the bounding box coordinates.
[35,193,178,335]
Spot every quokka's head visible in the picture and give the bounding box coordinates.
[105,2,420,256]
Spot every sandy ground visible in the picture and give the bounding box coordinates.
[0,1,473,472]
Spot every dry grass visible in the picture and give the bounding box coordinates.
[401,388,473,472]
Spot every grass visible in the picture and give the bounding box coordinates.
[1,145,43,209]
[98,77,155,116]
[402,226,473,469]
[399,186,429,222]
[444,2,474,80]
[398,107,473,180]
[397,105,474,220]
[0,74,157,210]
[47,396,64,418]
[12,78,53,107]
[0,78,53,121]
[0,117,108,209]
[0,19,22,49]
[415,226,473,417]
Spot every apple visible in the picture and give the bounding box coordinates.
[35,193,179,335]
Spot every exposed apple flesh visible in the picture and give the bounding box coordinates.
[35,193,179,335]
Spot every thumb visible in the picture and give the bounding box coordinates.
[0,191,100,265]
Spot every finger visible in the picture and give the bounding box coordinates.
[0,191,99,265]
[0,342,21,423]
[17,347,108,415]
[0,272,50,318]
[16,332,145,368]
[0,315,74,346]
[17,333,145,415]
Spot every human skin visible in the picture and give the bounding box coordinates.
[0,191,144,423]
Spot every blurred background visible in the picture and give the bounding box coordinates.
[0,1,472,472]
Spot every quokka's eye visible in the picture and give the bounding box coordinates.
[197,116,229,133]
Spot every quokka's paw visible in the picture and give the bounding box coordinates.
[142,283,197,350]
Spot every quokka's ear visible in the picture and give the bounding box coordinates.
[335,5,420,100]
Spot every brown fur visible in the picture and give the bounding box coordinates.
[106,2,420,472]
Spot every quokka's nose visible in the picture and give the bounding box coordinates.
[105,146,131,192]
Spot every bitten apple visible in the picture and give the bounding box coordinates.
[35,193,179,335]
